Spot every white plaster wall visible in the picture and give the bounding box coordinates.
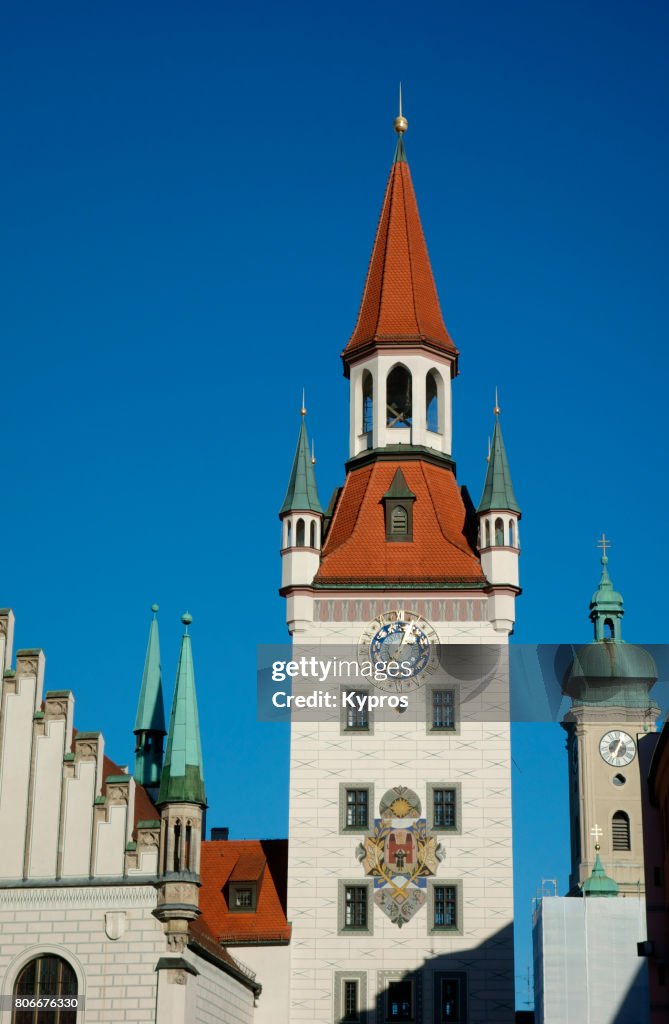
[95,806,128,876]
[237,945,290,1024]
[61,762,97,878]
[0,676,37,878]
[28,719,66,878]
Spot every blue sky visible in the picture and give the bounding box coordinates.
[2,0,667,1007]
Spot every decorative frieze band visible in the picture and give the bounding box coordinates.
[0,885,157,910]
[314,598,488,624]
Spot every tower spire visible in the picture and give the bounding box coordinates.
[280,411,322,515]
[477,403,519,514]
[133,603,166,798]
[157,612,206,806]
[343,107,457,367]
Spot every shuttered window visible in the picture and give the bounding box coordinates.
[612,811,631,851]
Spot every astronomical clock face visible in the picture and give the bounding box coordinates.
[358,609,439,692]
[599,730,636,767]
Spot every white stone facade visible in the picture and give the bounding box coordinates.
[285,593,516,1023]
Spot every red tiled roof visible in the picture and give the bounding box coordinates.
[343,155,457,361]
[315,460,484,585]
[199,840,291,944]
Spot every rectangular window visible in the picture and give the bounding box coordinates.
[439,978,462,1022]
[235,888,253,908]
[433,789,456,830]
[344,886,368,929]
[432,689,455,730]
[346,788,369,828]
[343,979,359,1021]
[386,980,412,1021]
[346,694,369,731]
[434,885,458,930]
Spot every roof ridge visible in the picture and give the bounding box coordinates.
[400,163,422,337]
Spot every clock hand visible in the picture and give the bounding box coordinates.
[401,622,414,645]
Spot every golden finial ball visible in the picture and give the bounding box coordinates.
[394,114,408,135]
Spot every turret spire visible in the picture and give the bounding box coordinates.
[280,411,322,515]
[133,603,166,796]
[478,405,519,514]
[157,612,206,806]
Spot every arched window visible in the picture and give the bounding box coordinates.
[296,518,305,547]
[485,521,491,547]
[173,820,182,872]
[362,370,373,433]
[509,520,515,547]
[309,521,316,548]
[391,505,408,536]
[185,822,192,871]
[286,521,292,547]
[495,517,504,546]
[13,955,77,1024]
[612,811,631,851]
[604,618,615,640]
[426,370,439,432]
[386,365,412,427]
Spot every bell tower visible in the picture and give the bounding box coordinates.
[281,101,521,1024]
[562,538,661,896]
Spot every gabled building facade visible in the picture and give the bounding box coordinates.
[280,113,521,1024]
[0,606,289,1023]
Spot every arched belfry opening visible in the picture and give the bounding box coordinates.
[426,369,440,433]
[386,365,412,427]
[362,370,373,433]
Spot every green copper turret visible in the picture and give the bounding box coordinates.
[478,413,519,515]
[133,604,166,798]
[157,613,206,807]
[280,415,322,515]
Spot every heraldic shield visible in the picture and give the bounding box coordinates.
[356,786,444,927]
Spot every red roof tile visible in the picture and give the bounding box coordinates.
[343,156,457,362]
[199,840,291,944]
[316,460,484,585]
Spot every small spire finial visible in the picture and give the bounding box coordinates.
[486,437,491,462]
[493,387,501,416]
[597,532,611,563]
[311,438,316,465]
[394,82,408,135]
[151,603,159,615]
[301,388,307,417]
[590,824,603,850]
[181,611,193,632]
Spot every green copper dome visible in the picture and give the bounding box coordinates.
[564,550,658,704]
[582,853,618,897]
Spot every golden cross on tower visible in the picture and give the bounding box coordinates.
[590,823,603,850]
[596,533,611,557]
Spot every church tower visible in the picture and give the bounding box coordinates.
[562,541,661,896]
[281,106,520,1024]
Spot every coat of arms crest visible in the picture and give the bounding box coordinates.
[356,786,444,927]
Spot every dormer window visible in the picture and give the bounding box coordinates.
[383,468,416,542]
[229,882,257,911]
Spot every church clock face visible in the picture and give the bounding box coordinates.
[599,730,636,767]
[358,609,439,692]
